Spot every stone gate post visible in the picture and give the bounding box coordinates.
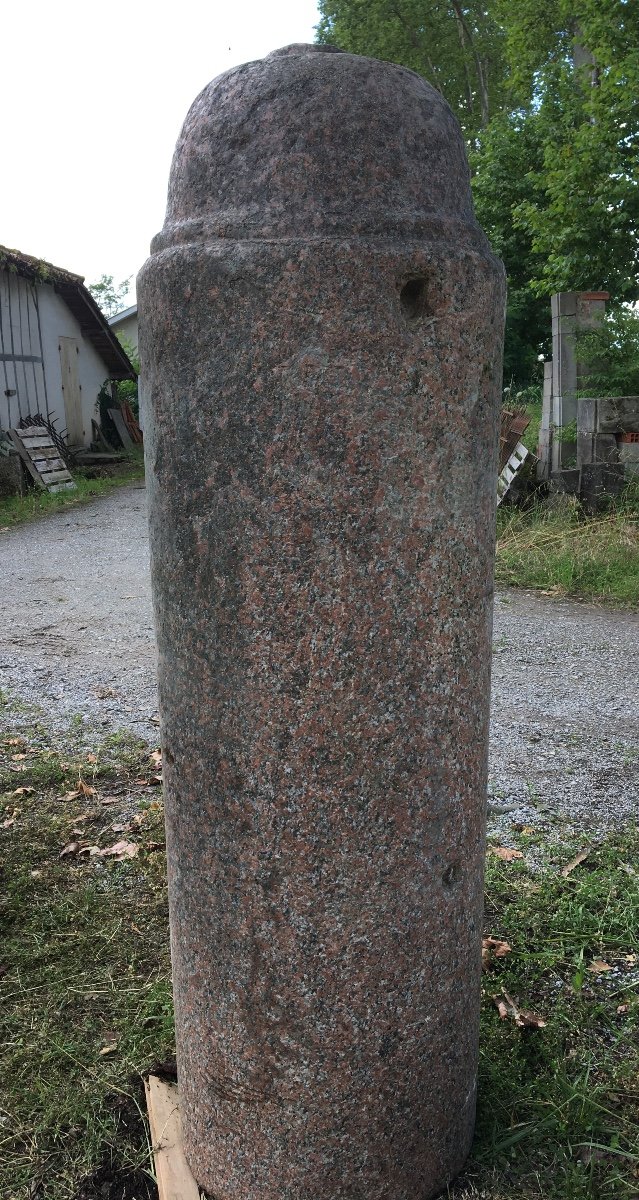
[139,43,505,1200]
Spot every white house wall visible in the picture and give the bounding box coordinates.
[0,269,115,447]
[111,311,138,354]
[38,286,112,446]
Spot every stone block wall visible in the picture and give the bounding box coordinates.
[575,396,639,507]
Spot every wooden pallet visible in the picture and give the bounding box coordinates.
[145,1075,201,1200]
[9,426,76,492]
[497,440,529,506]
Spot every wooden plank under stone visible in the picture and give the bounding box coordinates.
[144,1075,201,1200]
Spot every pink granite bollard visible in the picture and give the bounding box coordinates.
[138,44,505,1200]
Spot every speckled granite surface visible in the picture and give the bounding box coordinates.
[139,43,505,1200]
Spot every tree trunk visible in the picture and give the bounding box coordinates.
[450,0,490,126]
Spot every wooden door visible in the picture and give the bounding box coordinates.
[59,336,83,445]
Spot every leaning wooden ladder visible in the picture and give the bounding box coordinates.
[9,425,76,492]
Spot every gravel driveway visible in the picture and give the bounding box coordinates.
[1,486,637,839]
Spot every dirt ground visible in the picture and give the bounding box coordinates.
[1,484,637,839]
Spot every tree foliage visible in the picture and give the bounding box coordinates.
[501,0,639,302]
[316,0,639,384]
[316,0,507,142]
[88,274,132,319]
[576,307,639,396]
[471,112,549,381]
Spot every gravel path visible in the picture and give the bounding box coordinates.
[1,486,637,839]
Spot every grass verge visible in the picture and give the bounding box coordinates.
[2,712,638,1199]
[496,485,639,607]
[457,831,639,1199]
[0,716,171,1199]
[0,453,145,529]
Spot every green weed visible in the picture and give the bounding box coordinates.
[0,733,171,1198]
[2,727,638,1199]
[0,455,144,529]
[496,486,639,606]
[460,833,639,1198]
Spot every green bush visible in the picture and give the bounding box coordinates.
[577,309,639,398]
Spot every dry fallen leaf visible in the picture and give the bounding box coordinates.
[76,779,96,797]
[561,849,590,878]
[496,990,546,1029]
[60,840,82,858]
[150,749,162,768]
[86,753,98,764]
[99,1043,119,1056]
[491,846,524,862]
[482,937,512,968]
[12,786,35,796]
[10,753,28,761]
[625,954,637,966]
[144,841,165,853]
[617,1004,630,1015]
[516,1007,547,1029]
[98,840,139,860]
[588,959,613,973]
[7,737,25,747]
[2,816,16,829]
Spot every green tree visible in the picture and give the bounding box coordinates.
[315,0,639,384]
[471,112,549,382]
[576,306,639,396]
[316,0,507,143]
[114,334,140,419]
[501,1,639,302]
[88,274,132,319]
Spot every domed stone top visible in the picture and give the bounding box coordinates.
[152,44,481,249]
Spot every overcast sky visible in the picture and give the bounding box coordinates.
[2,0,320,305]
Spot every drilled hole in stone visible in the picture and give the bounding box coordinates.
[399,276,431,322]
[442,862,462,888]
